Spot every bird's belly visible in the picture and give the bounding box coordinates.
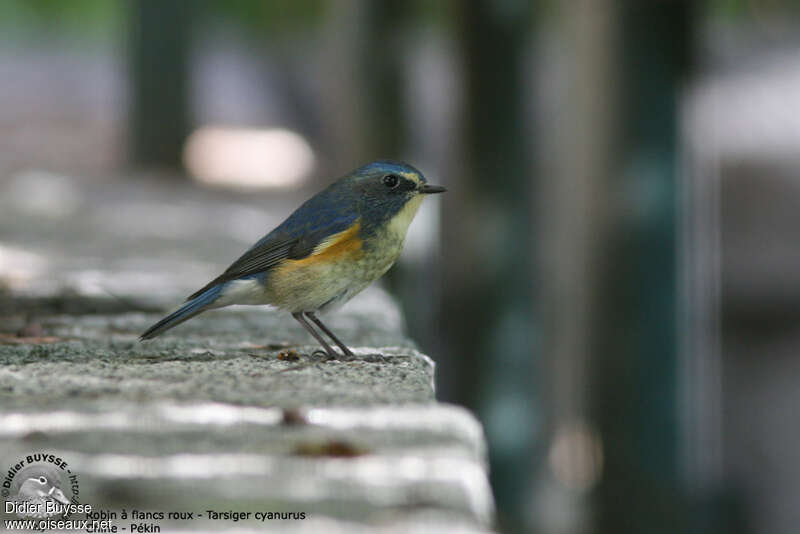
[265,234,403,313]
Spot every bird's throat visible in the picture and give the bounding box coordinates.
[386,195,424,239]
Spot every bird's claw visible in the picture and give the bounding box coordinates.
[312,348,333,361]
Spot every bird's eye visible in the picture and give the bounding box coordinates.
[38,477,47,484]
[382,174,399,188]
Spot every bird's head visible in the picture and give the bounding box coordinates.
[339,160,445,235]
[16,466,70,505]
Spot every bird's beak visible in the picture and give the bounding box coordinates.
[49,487,71,505]
[419,184,446,194]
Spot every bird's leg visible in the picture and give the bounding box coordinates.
[292,312,337,358]
[305,311,354,356]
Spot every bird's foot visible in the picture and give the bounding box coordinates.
[311,348,335,361]
[312,348,359,362]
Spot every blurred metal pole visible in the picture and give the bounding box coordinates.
[444,0,534,530]
[359,0,406,159]
[592,2,694,533]
[320,0,406,171]
[321,0,445,364]
[532,1,616,532]
[357,0,411,297]
[321,0,371,171]
[127,0,192,171]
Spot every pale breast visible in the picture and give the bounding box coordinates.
[263,228,404,312]
[351,229,405,283]
[265,195,423,313]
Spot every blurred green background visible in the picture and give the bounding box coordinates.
[2,0,800,532]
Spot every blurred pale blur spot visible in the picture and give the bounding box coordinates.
[0,245,47,290]
[548,421,603,492]
[7,170,81,218]
[183,126,314,190]
[400,196,440,265]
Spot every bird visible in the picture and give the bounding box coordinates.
[140,160,445,357]
[13,465,70,518]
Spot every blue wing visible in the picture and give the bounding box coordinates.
[185,187,357,300]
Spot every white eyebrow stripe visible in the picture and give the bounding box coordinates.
[400,171,422,185]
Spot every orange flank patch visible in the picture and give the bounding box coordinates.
[287,220,364,268]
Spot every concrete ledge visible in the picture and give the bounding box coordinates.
[0,288,495,532]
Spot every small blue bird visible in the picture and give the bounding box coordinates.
[140,160,445,356]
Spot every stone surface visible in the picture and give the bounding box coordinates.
[0,298,430,411]
[0,292,493,532]
[0,173,494,532]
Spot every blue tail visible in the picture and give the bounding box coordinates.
[139,285,223,340]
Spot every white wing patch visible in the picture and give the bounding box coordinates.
[215,278,270,306]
